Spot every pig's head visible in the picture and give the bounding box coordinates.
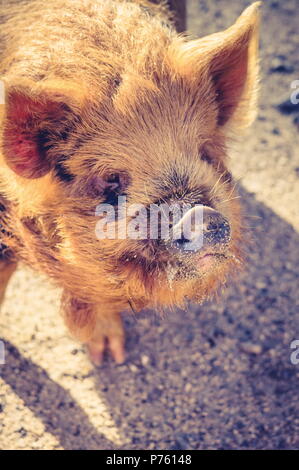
[0,3,260,310]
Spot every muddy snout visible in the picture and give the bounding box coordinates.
[171,206,231,252]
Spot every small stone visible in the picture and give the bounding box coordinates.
[141,354,150,367]
[240,342,263,355]
[18,427,27,438]
[129,364,138,373]
[256,281,267,289]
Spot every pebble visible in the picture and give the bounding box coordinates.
[141,354,150,367]
[240,343,263,355]
[256,281,267,289]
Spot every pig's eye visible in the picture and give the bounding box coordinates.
[201,150,213,165]
[86,173,128,204]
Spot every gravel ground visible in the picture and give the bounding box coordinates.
[0,0,299,450]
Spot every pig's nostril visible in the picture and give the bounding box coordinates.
[207,221,221,231]
[173,235,191,247]
[204,218,231,245]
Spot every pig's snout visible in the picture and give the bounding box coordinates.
[171,206,231,252]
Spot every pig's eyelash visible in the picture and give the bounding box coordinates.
[201,150,213,165]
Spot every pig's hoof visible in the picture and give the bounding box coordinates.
[87,334,125,365]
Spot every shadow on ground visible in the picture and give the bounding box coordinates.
[1,342,116,450]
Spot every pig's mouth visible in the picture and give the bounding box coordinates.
[164,250,233,282]
[119,243,235,282]
[195,252,228,265]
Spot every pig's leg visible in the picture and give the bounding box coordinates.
[0,259,17,305]
[87,310,125,365]
[61,292,125,364]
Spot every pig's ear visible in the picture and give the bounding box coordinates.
[171,2,261,129]
[0,79,86,178]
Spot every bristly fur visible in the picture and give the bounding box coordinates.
[0,0,261,349]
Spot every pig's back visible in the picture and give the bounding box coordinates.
[0,0,174,86]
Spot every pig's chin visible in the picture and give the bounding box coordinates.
[164,252,230,282]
